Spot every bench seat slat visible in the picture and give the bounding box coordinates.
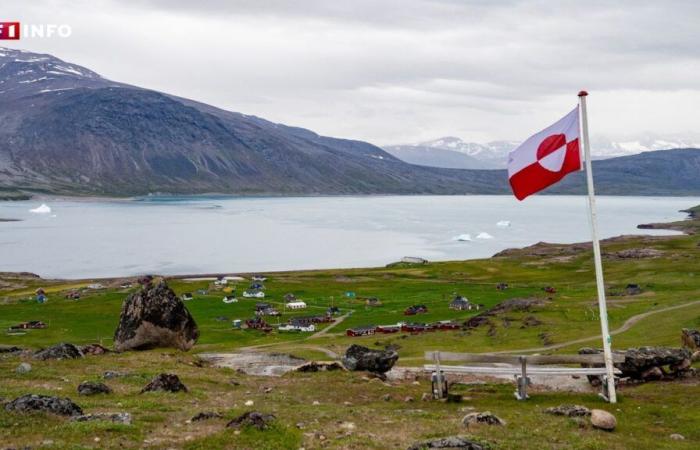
[424,365,619,376]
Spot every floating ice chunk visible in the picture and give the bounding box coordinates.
[496,220,511,228]
[476,232,494,239]
[453,234,472,242]
[29,204,51,214]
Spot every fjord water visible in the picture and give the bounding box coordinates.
[0,195,696,279]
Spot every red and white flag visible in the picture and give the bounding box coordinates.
[507,107,582,200]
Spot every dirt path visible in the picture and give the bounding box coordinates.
[308,313,350,339]
[495,299,700,354]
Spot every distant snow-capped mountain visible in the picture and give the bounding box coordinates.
[385,136,700,169]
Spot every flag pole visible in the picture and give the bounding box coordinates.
[578,90,617,403]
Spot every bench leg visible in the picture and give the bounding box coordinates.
[514,375,530,400]
[598,375,617,403]
[431,371,447,399]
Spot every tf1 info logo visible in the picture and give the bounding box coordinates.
[0,22,72,40]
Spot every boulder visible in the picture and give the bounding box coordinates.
[33,343,83,360]
[226,411,275,430]
[103,370,129,379]
[342,345,398,374]
[77,381,112,396]
[545,404,591,417]
[4,394,83,416]
[407,436,490,450]
[113,280,199,352]
[71,412,131,425]
[681,328,700,350]
[590,409,616,431]
[140,373,188,393]
[462,411,505,427]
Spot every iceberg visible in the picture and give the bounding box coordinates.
[453,234,472,242]
[496,220,511,228]
[476,232,494,239]
[29,204,52,214]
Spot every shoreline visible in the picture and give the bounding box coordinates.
[3,204,696,283]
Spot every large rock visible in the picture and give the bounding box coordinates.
[114,281,199,352]
[579,346,692,381]
[4,394,83,416]
[407,436,489,450]
[590,409,616,431]
[545,404,591,417]
[77,381,112,396]
[140,373,188,393]
[33,343,83,360]
[341,345,398,374]
[462,411,506,427]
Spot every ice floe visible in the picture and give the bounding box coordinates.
[29,204,51,214]
[476,232,494,239]
[496,220,511,228]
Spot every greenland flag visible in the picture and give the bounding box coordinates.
[508,107,582,200]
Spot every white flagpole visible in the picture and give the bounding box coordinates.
[578,90,617,403]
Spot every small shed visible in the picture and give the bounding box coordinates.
[449,296,471,311]
[182,292,193,301]
[346,326,376,337]
[286,301,307,310]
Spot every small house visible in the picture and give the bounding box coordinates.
[214,278,228,286]
[376,324,401,334]
[249,283,265,290]
[404,304,428,315]
[285,301,307,310]
[365,297,382,307]
[120,282,133,289]
[197,289,208,295]
[87,283,104,290]
[252,274,267,282]
[182,292,193,301]
[223,295,238,304]
[232,319,242,329]
[327,306,341,315]
[243,289,265,299]
[449,296,471,311]
[435,320,460,330]
[346,326,376,337]
[246,317,272,331]
[283,293,298,303]
[64,290,80,300]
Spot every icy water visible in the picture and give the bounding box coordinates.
[0,195,696,279]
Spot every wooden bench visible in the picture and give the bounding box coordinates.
[424,351,624,402]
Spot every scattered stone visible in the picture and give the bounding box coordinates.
[79,343,111,355]
[4,394,83,416]
[681,328,700,350]
[0,345,23,354]
[404,396,414,403]
[103,370,128,379]
[295,361,344,372]
[226,411,275,430]
[640,366,664,381]
[606,248,664,259]
[421,393,432,401]
[382,394,392,401]
[77,381,112,396]
[590,409,616,431]
[312,400,320,406]
[669,433,685,441]
[72,412,131,425]
[140,373,188,393]
[15,362,31,374]
[214,316,229,322]
[521,315,542,328]
[191,411,222,422]
[462,411,505,427]
[341,344,398,374]
[545,404,591,417]
[244,400,254,406]
[33,343,83,361]
[407,436,490,450]
[339,422,356,431]
[113,280,200,352]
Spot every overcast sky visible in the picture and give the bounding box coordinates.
[4,0,700,146]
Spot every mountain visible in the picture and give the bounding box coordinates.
[0,47,699,197]
[0,48,507,196]
[387,136,700,169]
[385,137,517,169]
[382,144,499,170]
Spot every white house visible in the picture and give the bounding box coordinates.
[285,301,307,309]
[279,323,315,332]
[243,290,265,299]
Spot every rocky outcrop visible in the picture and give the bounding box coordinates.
[33,343,83,360]
[295,361,344,372]
[77,381,112,396]
[407,436,490,450]
[226,411,275,430]
[71,412,131,424]
[579,346,693,382]
[605,248,664,259]
[114,281,199,352]
[191,411,223,422]
[342,345,398,374]
[79,344,111,355]
[140,373,188,393]
[4,394,83,416]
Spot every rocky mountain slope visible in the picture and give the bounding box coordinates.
[0,47,699,197]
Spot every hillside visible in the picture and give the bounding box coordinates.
[0,48,699,197]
